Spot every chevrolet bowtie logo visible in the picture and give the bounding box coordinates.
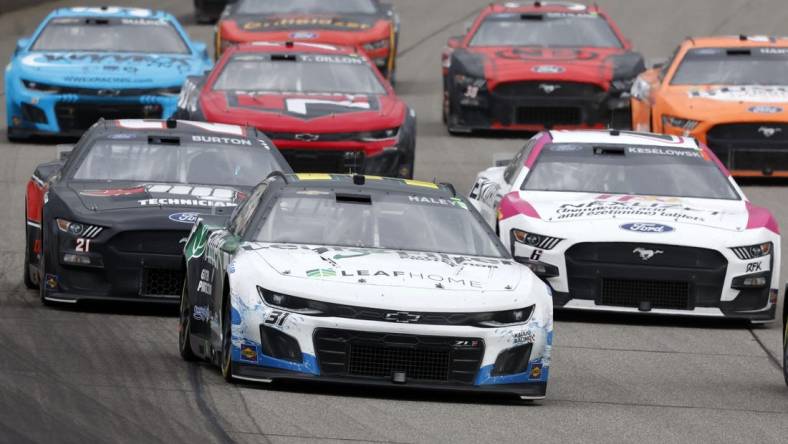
[294,133,320,142]
[384,312,421,323]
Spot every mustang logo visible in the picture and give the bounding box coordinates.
[758,126,782,138]
[633,248,664,261]
[539,84,561,94]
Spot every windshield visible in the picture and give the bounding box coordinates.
[72,138,283,187]
[213,54,386,95]
[671,48,788,85]
[470,13,621,48]
[32,18,189,54]
[237,0,378,14]
[255,191,506,257]
[523,143,740,200]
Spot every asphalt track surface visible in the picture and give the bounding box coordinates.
[1,1,787,443]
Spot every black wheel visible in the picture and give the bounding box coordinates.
[220,295,235,382]
[23,204,38,290]
[179,280,198,361]
[38,231,51,306]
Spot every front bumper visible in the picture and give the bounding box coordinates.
[228,297,553,398]
[41,225,189,303]
[511,239,779,322]
[663,121,788,177]
[6,88,177,138]
[447,80,630,132]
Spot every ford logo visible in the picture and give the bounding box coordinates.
[290,32,318,39]
[748,105,783,114]
[169,212,200,224]
[620,223,674,233]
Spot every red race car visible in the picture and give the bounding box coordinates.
[215,0,399,83]
[175,42,416,178]
[442,1,644,134]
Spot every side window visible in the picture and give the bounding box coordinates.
[228,180,270,236]
[503,139,537,185]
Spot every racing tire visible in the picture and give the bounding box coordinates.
[220,293,235,382]
[179,280,198,362]
[38,228,52,306]
[23,204,38,290]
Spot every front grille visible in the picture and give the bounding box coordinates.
[706,123,788,171]
[268,132,361,142]
[566,242,727,309]
[55,103,162,132]
[281,149,364,174]
[494,81,603,98]
[600,278,692,310]
[110,230,189,256]
[516,106,582,125]
[141,268,183,297]
[314,329,483,384]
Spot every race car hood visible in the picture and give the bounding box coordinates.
[454,46,643,89]
[67,182,246,212]
[16,52,201,88]
[660,84,788,120]
[221,14,388,43]
[248,244,526,295]
[512,191,751,232]
[202,91,406,132]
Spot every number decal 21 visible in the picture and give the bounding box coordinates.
[76,238,90,252]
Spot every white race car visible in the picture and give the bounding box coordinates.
[180,174,553,400]
[469,130,780,322]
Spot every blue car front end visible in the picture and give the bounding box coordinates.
[5,7,212,140]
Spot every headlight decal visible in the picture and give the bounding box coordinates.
[511,229,562,250]
[662,115,700,131]
[731,242,772,260]
[56,219,103,238]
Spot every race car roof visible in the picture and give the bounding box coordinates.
[549,130,699,149]
[51,7,172,20]
[283,174,455,196]
[684,35,788,49]
[489,1,596,14]
[230,41,357,56]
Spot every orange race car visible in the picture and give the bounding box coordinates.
[631,35,788,177]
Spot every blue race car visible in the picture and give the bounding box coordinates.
[5,7,212,141]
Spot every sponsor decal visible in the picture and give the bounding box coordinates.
[240,344,258,362]
[306,268,336,278]
[337,269,483,288]
[453,340,481,348]
[197,269,213,295]
[79,186,146,197]
[45,274,58,289]
[554,195,718,223]
[749,105,783,114]
[497,47,599,62]
[139,199,237,208]
[191,135,251,145]
[689,86,788,103]
[529,363,543,380]
[193,305,210,322]
[620,223,675,233]
[531,65,566,74]
[746,262,763,273]
[169,212,200,224]
[512,330,536,344]
[21,53,193,74]
[242,18,371,31]
[632,247,663,261]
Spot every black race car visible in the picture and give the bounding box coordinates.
[195,0,232,24]
[25,119,291,305]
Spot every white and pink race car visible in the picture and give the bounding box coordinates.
[469,130,780,322]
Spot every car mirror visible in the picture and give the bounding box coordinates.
[649,58,667,70]
[493,152,515,167]
[56,144,75,162]
[193,41,209,58]
[220,237,240,254]
[15,37,30,55]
